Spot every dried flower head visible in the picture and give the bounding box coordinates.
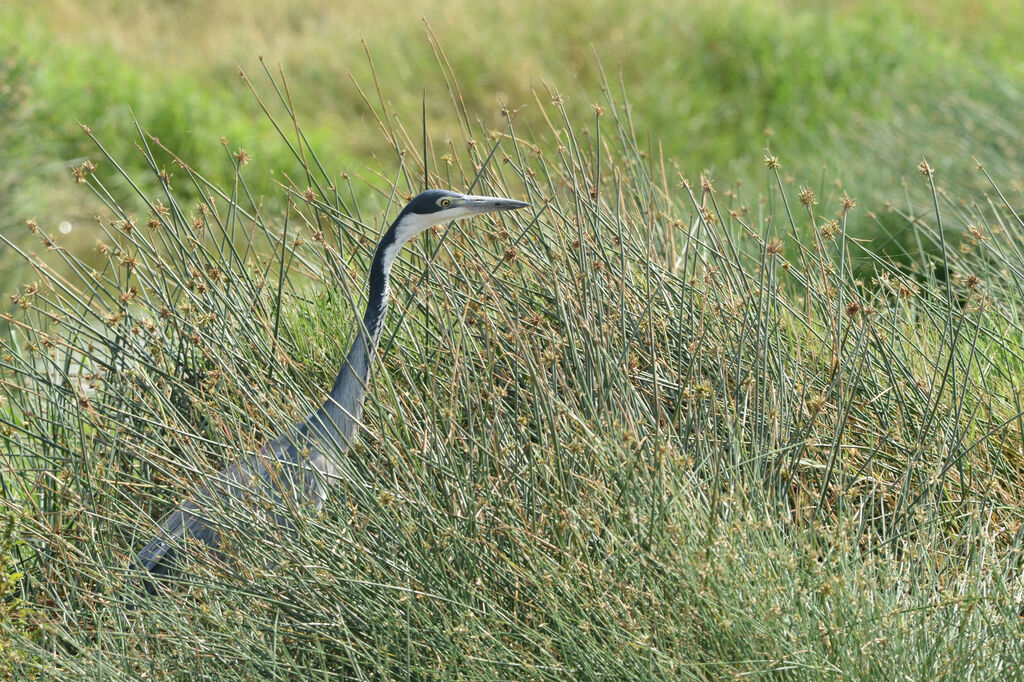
[840,193,856,213]
[821,219,840,240]
[118,252,139,269]
[500,104,523,120]
[799,186,816,207]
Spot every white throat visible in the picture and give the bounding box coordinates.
[384,207,473,269]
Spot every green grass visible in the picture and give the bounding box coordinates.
[2,51,1024,678]
[4,0,1024,280]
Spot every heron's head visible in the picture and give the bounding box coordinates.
[391,189,529,245]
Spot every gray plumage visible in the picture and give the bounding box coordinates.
[135,189,529,593]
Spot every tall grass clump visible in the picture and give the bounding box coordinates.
[2,57,1024,679]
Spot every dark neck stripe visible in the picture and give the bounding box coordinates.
[362,224,398,344]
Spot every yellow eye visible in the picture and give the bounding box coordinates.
[439,198,452,207]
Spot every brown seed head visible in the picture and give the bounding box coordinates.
[500,105,522,120]
[820,219,840,240]
[799,186,816,207]
[840,193,856,213]
[73,161,96,183]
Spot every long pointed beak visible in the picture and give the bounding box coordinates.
[459,194,531,215]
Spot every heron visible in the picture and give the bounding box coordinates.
[136,189,530,593]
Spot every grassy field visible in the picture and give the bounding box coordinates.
[4,0,1024,261]
[3,0,1024,678]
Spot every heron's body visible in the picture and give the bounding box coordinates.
[136,190,528,592]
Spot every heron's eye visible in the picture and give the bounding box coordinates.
[439,198,452,207]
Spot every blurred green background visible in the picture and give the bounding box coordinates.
[2,0,1023,262]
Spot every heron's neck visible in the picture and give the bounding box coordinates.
[359,241,394,346]
[318,221,410,439]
